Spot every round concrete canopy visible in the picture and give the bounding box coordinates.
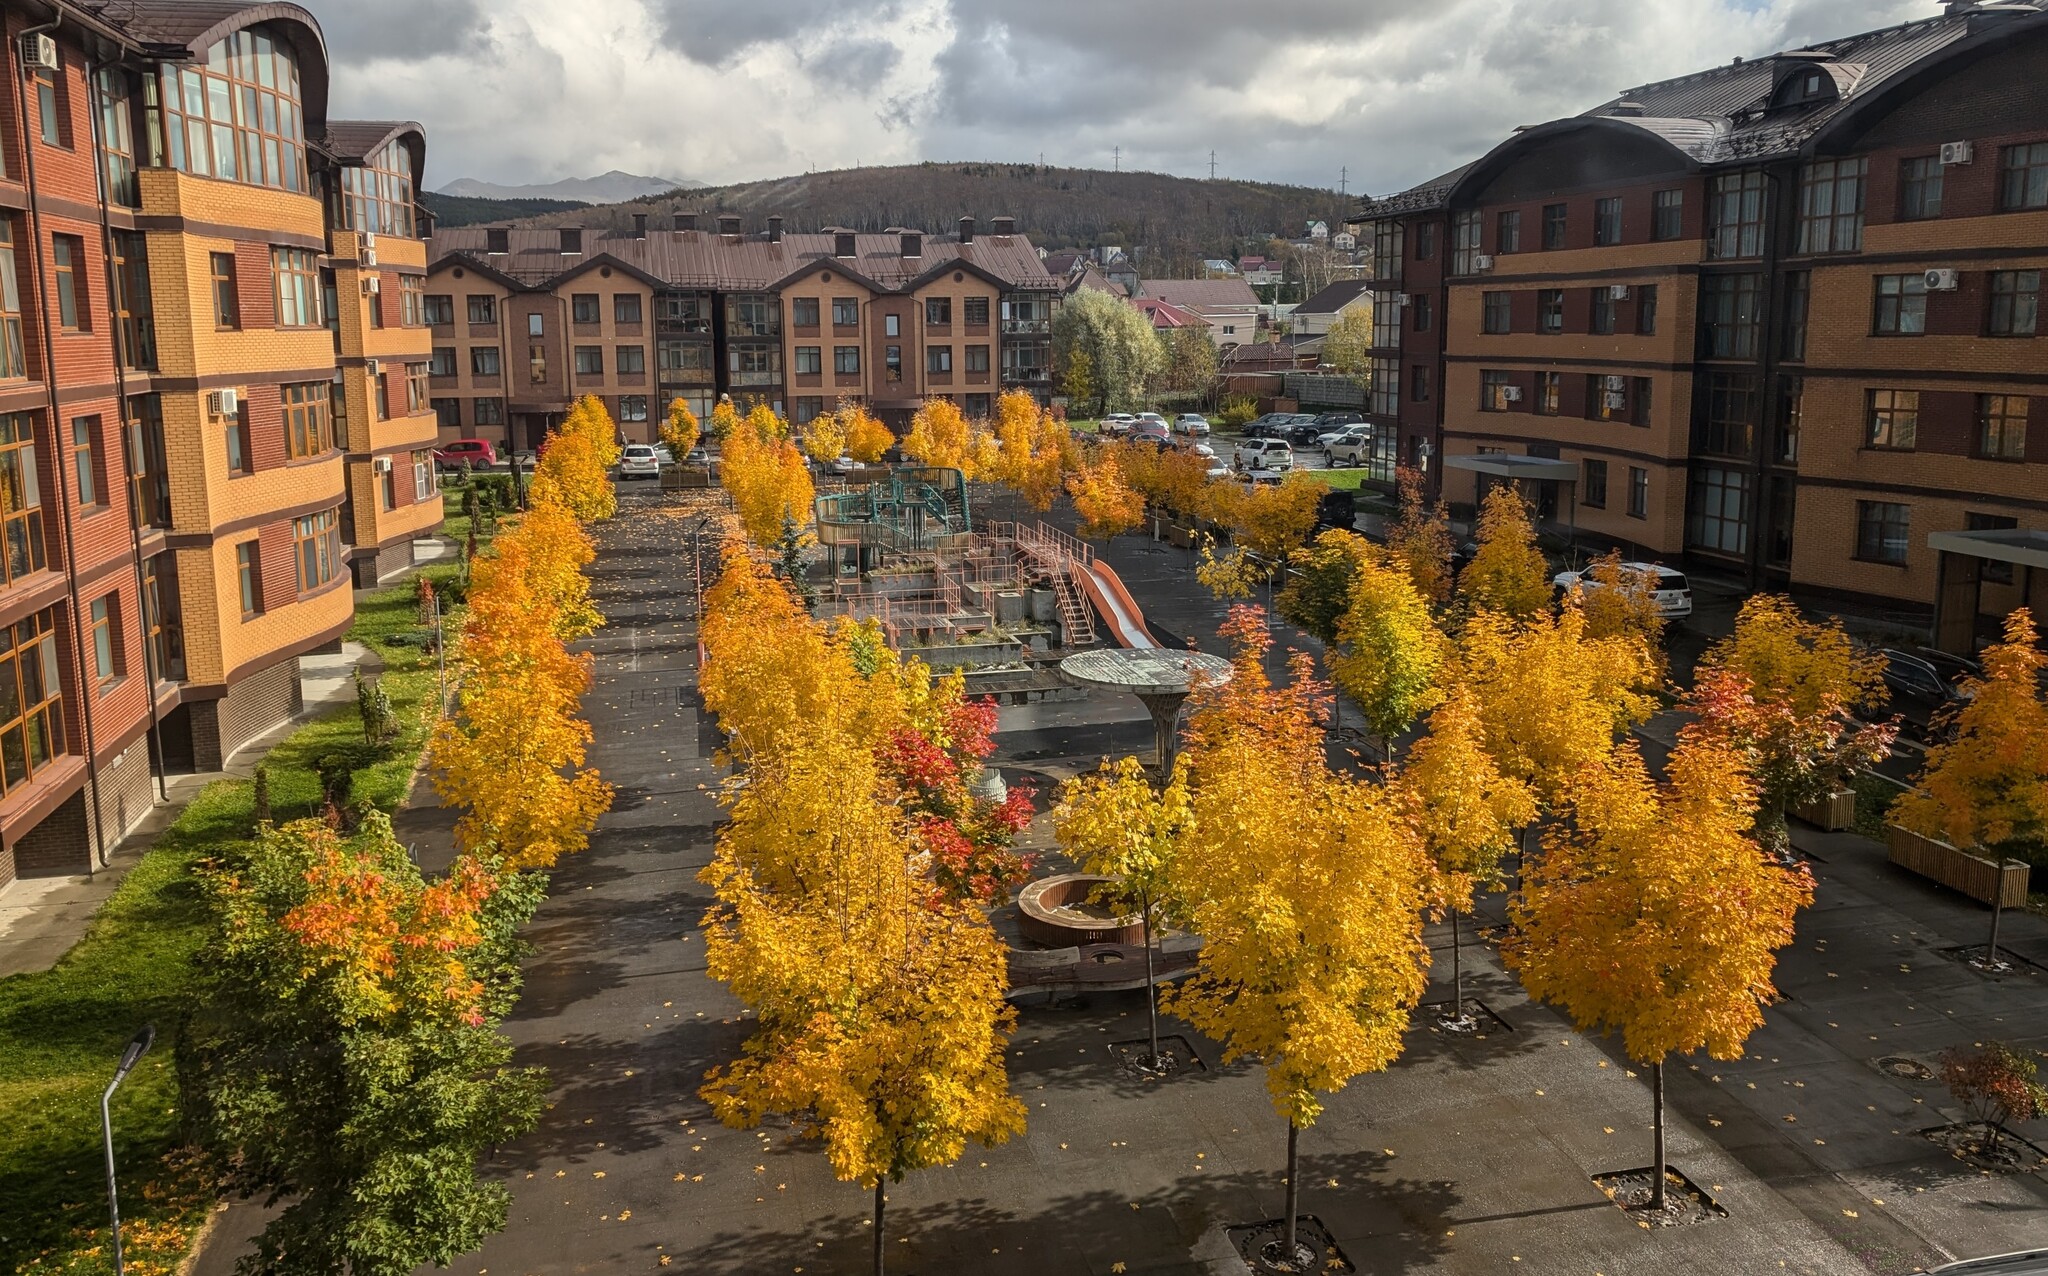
[1059,648,1234,695]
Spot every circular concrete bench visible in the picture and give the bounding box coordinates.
[1016,874,1145,948]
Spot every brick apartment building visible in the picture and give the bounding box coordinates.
[424,214,1061,446]
[1357,0,2048,648]
[0,0,438,885]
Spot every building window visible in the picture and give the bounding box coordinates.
[1687,466,1751,555]
[833,346,860,375]
[1627,467,1649,520]
[885,345,902,381]
[225,400,251,474]
[474,397,504,426]
[1536,372,1560,415]
[1702,273,1764,358]
[1866,389,1918,450]
[965,393,992,417]
[1708,170,1767,259]
[70,417,99,507]
[1988,270,2039,337]
[399,275,425,326]
[1583,459,1607,508]
[1967,512,2018,582]
[431,397,460,428]
[795,346,822,375]
[294,509,343,592]
[1372,303,1402,351]
[620,395,648,422]
[0,610,65,793]
[108,232,154,370]
[0,413,47,587]
[529,345,548,383]
[1410,364,1429,402]
[527,312,545,338]
[1371,221,1405,282]
[572,294,600,324]
[1412,295,1431,332]
[793,396,824,425]
[466,295,495,324]
[237,541,262,616]
[966,344,990,372]
[926,297,951,325]
[1855,500,1909,563]
[1899,156,1943,220]
[1796,157,1867,254]
[95,67,138,204]
[790,297,818,327]
[211,252,239,328]
[1978,394,2027,460]
[1366,358,1398,416]
[0,222,25,379]
[53,236,88,330]
[1999,142,2048,211]
[927,345,953,374]
[1482,291,1510,334]
[34,57,67,148]
[884,313,901,338]
[414,450,434,501]
[615,295,642,325]
[1594,197,1622,247]
[964,296,990,326]
[471,346,501,377]
[1496,210,1521,254]
[1538,289,1563,334]
[574,346,603,376]
[139,552,183,682]
[1591,289,1616,335]
[1451,211,1482,275]
[126,396,170,530]
[406,363,430,414]
[1541,203,1566,250]
[336,137,413,234]
[283,381,332,460]
[425,294,453,325]
[1636,284,1658,335]
[1652,189,1684,241]
[832,297,859,327]
[1480,370,1512,412]
[1781,271,1810,360]
[1774,376,1803,465]
[1697,372,1758,457]
[429,347,456,378]
[1414,223,1436,260]
[273,247,320,327]
[1872,273,1927,335]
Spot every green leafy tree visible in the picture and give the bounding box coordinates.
[1320,305,1375,375]
[1154,325,1218,396]
[1052,288,1165,415]
[1277,529,1376,646]
[1329,552,1446,759]
[1060,345,1096,411]
[775,513,817,613]
[183,815,547,1275]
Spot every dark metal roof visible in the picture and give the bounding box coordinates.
[1295,278,1373,315]
[107,1,323,55]
[428,227,1061,294]
[322,120,421,163]
[1355,164,1470,220]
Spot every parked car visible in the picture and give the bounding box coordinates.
[1323,425,1373,465]
[684,446,711,467]
[434,438,497,469]
[1873,647,1975,742]
[651,443,674,465]
[1929,1250,2048,1275]
[1551,562,1694,620]
[1173,413,1212,437]
[1171,438,1217,459]
[1099,413,1136,436]
[1315,416,1366,446]
[1241,412,1295,439]
[1129,420,1172,446]
[828,455,862,476]
[618,443,662,479]
[1232,437,1295,474]
[1315,489,1358,533]
[1282,414,1329,446]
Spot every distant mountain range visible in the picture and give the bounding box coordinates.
[434,170,702,204]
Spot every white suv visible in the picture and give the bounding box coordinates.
[1552,562,1693,619]
[1323,426,1374,466]
[1099,413,1136,437]
[1174,413,1211,437]
[1232,438,1295,474]
[618,443,661,479]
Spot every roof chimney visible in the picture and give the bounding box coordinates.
[900,231,922,258]
[485,226,509,255]
[768,215,783,244]
[717,213,742,237]
[834,230,857,259]
[559,226,583,255]
[632,213,648,238]
[674,211,697,232]
[992,216,1016,237]
[958,215,975,244]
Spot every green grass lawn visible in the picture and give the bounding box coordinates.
[1302,468,1371,491]
[0,540,472,1275]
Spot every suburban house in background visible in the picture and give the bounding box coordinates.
[1290,279,1374,336]
[1133,278,1262,348]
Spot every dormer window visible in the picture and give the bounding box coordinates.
[1770,62,1841,111]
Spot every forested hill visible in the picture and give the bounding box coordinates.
[482,162,1352,259]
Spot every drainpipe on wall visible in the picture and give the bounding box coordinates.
[17,9,110,870]
[85,49,170,804]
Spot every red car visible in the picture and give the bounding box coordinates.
[434,438,497,468]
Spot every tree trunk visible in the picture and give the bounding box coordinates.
[1651,1059,1668,1213]
[1451,907,1464,1016]
[1283,1121,1301,1267]
[1142,896,1161,1069]
[873,1180,885,1276]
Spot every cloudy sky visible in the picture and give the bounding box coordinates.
[322,0,1936,195]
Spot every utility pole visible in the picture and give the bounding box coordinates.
[1340,166,1348,197]
[1209,150,1217,180]
[1113,146,1120,172]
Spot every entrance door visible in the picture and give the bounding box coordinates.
[1933,552,1981,654]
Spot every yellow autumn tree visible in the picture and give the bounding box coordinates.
[1896,608,2048,856]
[1458,485,1552,620]
[722,407,816,548]
[532,415,615,523]
[801,407,850,465]
[1066,450,1144,541]
[1456,598,1661,804]
[902,398,974,475]
[1054,757,1194,1069]
[659,397,701,462]
[1399,689,1535,1027]
[840,402,895,463]
[1330,552,1447,758]
[989,390,1075,510]
[1504,733,1812,1212]
[1164,609,1430,1266]
[1575,551,1665,651]
[709,396,742,440]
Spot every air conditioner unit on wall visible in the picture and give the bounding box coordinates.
[1473,254,1495,273]
[206,387,240,418]
[1605,392,1628,410]
[1609,284,1631,300]
[362,275,380,296]
[1605,374,1627,391]
[362,245,379,267]
[372,455,393,473]
[1925,268,1961,291]
[1502,385,1523,402]
[21,33,57,71]
[1939,141,1974,166]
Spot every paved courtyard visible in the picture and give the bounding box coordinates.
[190,491,2048,1275]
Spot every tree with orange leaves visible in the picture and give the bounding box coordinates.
[1896,607,2048,858]
[1385,465,1454,605]
[902,397,975,475]
[185,812,547,1270]
[839,401,896,463]
[1066,449,1145,540]
[722,406,817,548]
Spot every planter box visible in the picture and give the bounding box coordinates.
[1885,824,2031,908]
[1793,789,1856,831]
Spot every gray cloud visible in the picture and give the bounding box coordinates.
[316,0,489,63]
[646,0,894,65]
[802,37,904,90]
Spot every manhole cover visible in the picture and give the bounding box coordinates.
[1877,1056,1936,1081]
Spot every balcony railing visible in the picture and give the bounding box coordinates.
[1001,318,1051,335]
[1002,367,1052,384]
[659,368,716,387]
[730,370,780,387]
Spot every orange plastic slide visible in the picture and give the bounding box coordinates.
[1077,560,1156,649]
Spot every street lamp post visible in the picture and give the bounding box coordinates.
[101,1024,156,1275]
